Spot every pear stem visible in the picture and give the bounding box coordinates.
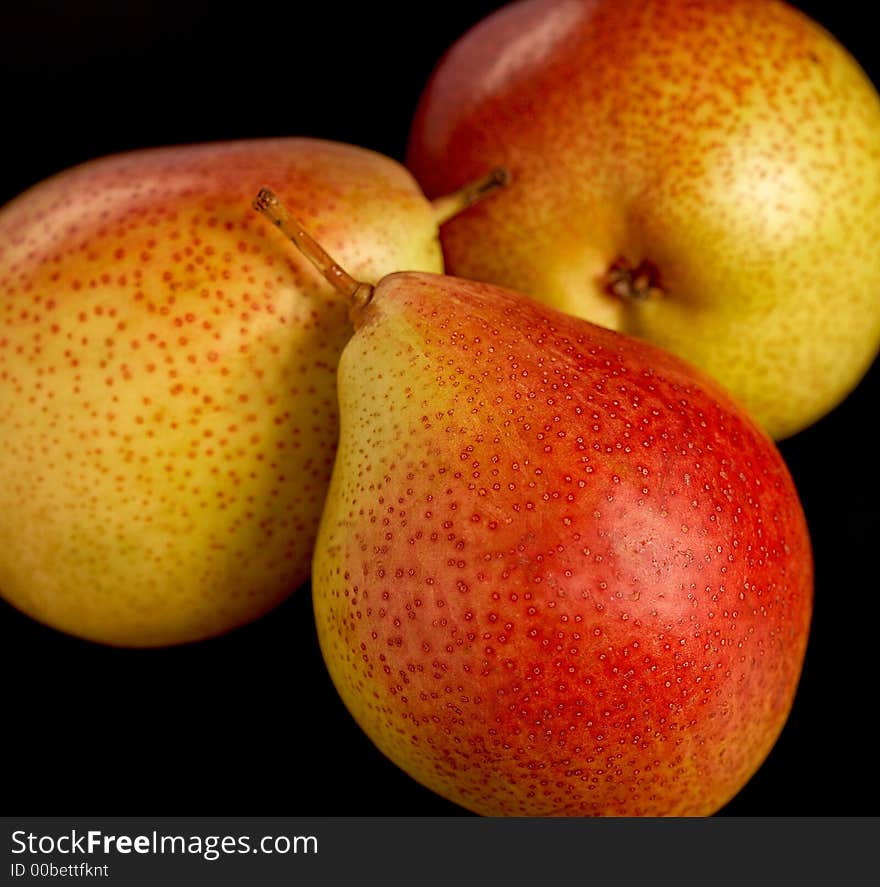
[431,166,511,226]
[252,187,375,311]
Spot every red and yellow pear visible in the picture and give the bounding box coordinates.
[255,189,813,816]
[407,0,880,440]
[0,138,499,647]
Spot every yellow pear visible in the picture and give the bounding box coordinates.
[0,138,499,647]
[407,0,880,439]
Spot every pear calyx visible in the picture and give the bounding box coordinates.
[603,256,665,302]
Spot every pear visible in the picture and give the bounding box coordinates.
[406,0,880,440]
[0,138,504,647]
[255,189,813,817]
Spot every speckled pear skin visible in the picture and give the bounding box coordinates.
[0,139,444,647]
[407,0,880,441]
[312,271,812,816]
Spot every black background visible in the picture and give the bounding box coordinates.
[0,1,876,817]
